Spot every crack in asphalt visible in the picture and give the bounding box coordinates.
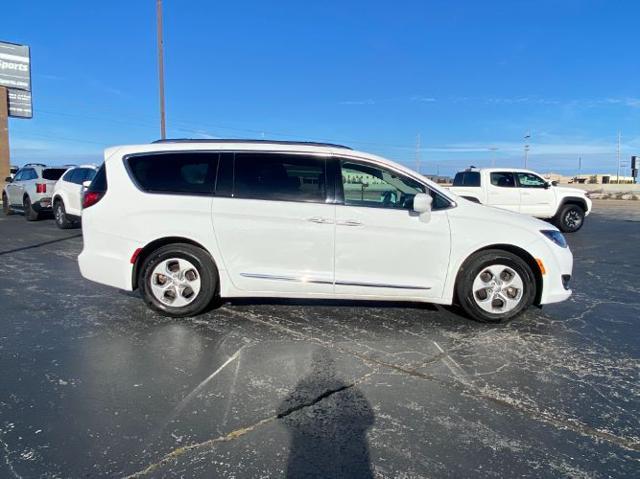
[123,370,375,478]
[0,434,23,479]
[227,308,640,454]
[0,234,82,256]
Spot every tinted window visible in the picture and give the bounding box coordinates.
[127,152,219,195]
[453,171,480,187]
[87,164,107,193]
[341,161,425,210]
[516,172,546,188]
[490,172,515,188]
[13,169,24,181]
[69,168,95,185]
[83,169,97,183]
[62,169,76,182]
[22,168,38,180]
[42,168,66,181]
[234,153,326,202]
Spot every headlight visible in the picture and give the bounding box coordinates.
[540,229,567,248]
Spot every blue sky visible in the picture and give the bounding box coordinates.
[4,0,640,176]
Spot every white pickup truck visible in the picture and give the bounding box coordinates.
[448,168,592,232]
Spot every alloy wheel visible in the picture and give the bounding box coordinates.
[149,258,202,307]
[472,264,524,314]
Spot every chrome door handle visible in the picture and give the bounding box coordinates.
[338,219,363,227]
[307,217,333,224]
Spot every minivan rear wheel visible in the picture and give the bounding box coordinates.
[139,243,218,317]
[456,250,536,323]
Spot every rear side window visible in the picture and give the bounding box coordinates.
[127,152,219,195]
[42,168,67,181]
[453,171,480,187]
[62,169,76,182]
[490,172,515,188]
[233,153,326,203]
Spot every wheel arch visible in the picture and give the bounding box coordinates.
[131,236,220,290]
[557,196,587,214]
[461,195,481,204]
[455,243,543,305]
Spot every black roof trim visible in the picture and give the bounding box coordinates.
[151,138,352,150]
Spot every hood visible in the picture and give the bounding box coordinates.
[452,197,557,232]
[554,186,587,197]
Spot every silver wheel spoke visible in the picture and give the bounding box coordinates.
[150,258,202,308]
[471,264,524,314]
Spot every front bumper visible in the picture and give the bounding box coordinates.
[527,237,573,305]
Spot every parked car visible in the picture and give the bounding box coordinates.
[79,140,573,323]
[51,164,98,228]
[448,168,592,232]
[3,164,69,220]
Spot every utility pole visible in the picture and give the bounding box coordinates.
[415,133,421,174]
[616,132,621,184]
[578,156,582,177]
[489,146,498,167]
[156,0,167,139]
[524,132,531,168]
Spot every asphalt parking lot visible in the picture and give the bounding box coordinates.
[0,200,639,478]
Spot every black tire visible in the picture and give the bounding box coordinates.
[2,193,13,215]
[139,243,218,318]
[554,204,585,233]
[23,196,40,221]
[53,199,74,229]
[455,249,536,323]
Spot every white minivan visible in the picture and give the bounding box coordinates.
[78,140,573,323]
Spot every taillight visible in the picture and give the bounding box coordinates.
[36,183,47,193]
[83,191,104,209]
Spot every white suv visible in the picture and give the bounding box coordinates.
[449,168,593,232]
[3,164,69,220]
[79,140,573,323]
[51,165,98,228]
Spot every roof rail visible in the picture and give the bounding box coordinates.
[23,163,47,167]
[151,138,352,150]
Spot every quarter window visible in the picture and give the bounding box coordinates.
[233,153,326,203]
[490,172,516,188]
[516,172,547,188]
[127,152,219,195]
[341,161,425,210]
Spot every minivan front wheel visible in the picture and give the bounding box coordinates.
[456,250,536,323]
[139,243,218,317]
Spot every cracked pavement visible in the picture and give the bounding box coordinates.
[0,199,638,478]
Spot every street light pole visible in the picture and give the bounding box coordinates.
[524,132,531,168]
[489,146,498,167]
[156,0,166,140]
[616,132,621,184]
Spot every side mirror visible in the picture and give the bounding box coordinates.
[4,176,12,183]
[544,182,551,189]
[551,180,558,186]
[413,193,432,222]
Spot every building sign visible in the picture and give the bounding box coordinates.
[0,41,32,119]
[7,89,32,118]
